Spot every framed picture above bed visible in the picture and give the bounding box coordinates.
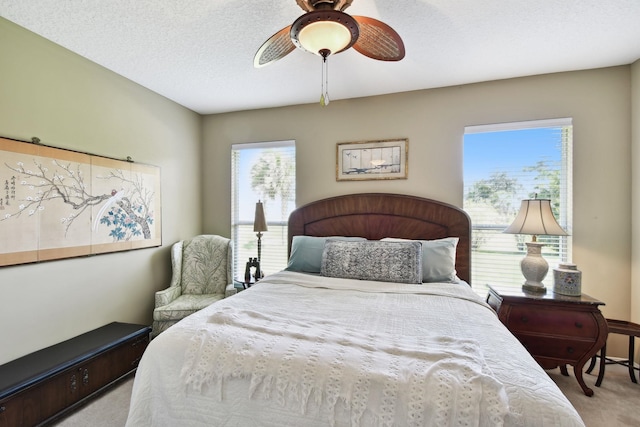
[336,138,408,181]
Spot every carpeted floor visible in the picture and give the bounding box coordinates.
[53,363,639,427]
[547,363,639,427]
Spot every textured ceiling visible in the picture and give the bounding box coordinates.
[1,0,640,115]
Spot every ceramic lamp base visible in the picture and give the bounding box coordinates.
[522,282,547,294]
[520,242,549,294]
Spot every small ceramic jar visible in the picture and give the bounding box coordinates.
[553,263,582,296]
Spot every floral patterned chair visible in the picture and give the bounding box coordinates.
[152,235,235,338]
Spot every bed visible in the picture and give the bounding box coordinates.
[126,193,584,427]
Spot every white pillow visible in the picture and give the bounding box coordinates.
[381,237,459,283]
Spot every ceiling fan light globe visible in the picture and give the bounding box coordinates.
[291,10,359,56]
[298,21,352,55]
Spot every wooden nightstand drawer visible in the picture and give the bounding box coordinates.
[507,306,597,338]
[517,335,595,362]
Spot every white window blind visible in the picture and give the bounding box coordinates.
[463,119,573,293]
[231,141,296,280]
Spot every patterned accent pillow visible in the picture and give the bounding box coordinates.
[320,240,423,284]
[382,237,459,282]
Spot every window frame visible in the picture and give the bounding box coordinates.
[231,140,296,281]
[463,118,573,292]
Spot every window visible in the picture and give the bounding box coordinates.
[231,141,296,280]
[463,119,572,292]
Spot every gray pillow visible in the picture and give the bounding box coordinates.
[320,240,423,284]
[285,235,366,273]
[382,237,459,282]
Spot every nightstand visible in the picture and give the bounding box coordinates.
[487,285,608,396]
[233,278,255,292]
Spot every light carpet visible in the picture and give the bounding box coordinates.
[52,364,639,427]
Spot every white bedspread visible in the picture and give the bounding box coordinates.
[126,271,585,427]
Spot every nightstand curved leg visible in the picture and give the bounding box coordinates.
[560,365,569,376]
[628,336,637,383]
[585,355,597,374]
[595,344,605,387]
[574,363,594,397]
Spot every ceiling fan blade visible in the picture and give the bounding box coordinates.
[254,26,296,68]
[352,16,405,61]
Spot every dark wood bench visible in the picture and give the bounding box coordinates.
[0,322,150,427]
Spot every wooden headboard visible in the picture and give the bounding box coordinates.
[288,193,472,284]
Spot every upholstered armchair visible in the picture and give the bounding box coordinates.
[152,235,235,337]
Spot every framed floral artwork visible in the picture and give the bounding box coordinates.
[0,137,161,266]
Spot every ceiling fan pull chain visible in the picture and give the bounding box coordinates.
[320,49,330,106]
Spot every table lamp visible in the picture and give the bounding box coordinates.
[503,198,567,294]
[253,200,268,279]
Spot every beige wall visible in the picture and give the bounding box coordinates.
[0,18,202,364]
[203,67,634,356]
[632,59,640,325]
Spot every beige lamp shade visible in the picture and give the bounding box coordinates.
[504,199,567,237]
[254,201,268,233]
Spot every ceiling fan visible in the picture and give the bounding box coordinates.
[254,0,405,67]
[253,0,405,104]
